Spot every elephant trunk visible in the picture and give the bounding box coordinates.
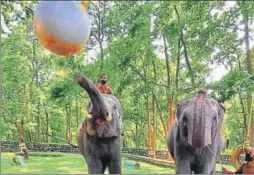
[75,74,107,121]
[187,90,212,148]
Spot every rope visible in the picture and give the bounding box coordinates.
[206,145,224,168]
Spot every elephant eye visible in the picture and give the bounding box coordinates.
[213,115,218,122]
[183,116,187,125]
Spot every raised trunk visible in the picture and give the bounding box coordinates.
[75,75,107,120]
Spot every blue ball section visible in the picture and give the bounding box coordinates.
[34,1,91,56]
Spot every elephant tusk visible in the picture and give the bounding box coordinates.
[85,111,92,119]
[106,115,112,122]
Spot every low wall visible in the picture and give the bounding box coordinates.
[1,141,244,165]
[1,141,80,153]
[121,148,245,165]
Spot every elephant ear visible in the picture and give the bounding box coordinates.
[218,103,225,123]
[176,103,183,120]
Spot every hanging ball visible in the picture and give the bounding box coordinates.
[34,1,91,56]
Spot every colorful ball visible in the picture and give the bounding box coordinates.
[34,1,91,56]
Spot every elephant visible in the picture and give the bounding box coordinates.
[167,89,225,174]
[75,74,123,174]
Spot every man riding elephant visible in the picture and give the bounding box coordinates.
[75,74,123,174]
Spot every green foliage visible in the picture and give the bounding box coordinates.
[210,69,251,103]
[1,1,253,151]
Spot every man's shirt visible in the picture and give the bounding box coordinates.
[95,83,113,94]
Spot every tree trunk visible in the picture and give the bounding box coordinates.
[65,105,69,141]
[99,42,104,71]
[19,119,29,160]
[43,102,49,142]
[28,130,32,142]
[37,102,41,142]
[163,34,170,88]
[135,122,138,149]
[237,88,247,137]
[0,42,2,122]
[153,95,167,137]
[174,4,194,84]
[242,1,253,146]
[146,96,151,150]
[76,96,79,127]
[175,37,181,92]
[152,96,157,151]
[162,33,175,131]
[69,106,72,142]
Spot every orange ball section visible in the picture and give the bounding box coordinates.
[34,19,83,56]
[33,1,90,56]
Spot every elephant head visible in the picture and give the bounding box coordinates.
[75,74,122,138]
[176,89,225,149]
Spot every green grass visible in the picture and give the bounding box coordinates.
[1,152,175,174]
[1,152,235,174]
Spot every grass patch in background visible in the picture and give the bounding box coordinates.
[1,152,175,174]
[1,152,235,174]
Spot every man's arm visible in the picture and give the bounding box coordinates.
[108,86,114,95]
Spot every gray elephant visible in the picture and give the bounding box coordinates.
[167,90,225,174]
[75,74,123,174]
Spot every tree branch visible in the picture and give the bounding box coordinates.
[174,4,194,84]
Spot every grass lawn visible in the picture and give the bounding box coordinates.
[1,152,235,174]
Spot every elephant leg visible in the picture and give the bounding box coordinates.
[87,158,104,174]
[102,163,108,174]
[194,165,210,174]
[108,154,121,174]
[175,160,191,174]
[194,159,216,174]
